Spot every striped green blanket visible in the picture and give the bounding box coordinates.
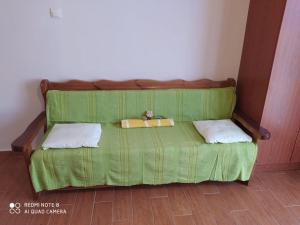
[46,88,236,126]
[30,122,257,192]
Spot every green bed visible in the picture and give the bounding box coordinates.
[29,87,257,192]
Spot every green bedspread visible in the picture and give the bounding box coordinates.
[30,122,257,192]
[46,88,236,127]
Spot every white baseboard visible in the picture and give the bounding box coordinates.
[0,149,11,152]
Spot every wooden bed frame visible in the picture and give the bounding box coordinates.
[11,78,270,199]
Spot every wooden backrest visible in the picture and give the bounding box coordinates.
[40,78,236,104]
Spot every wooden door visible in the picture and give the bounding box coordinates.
[257,0,300,165]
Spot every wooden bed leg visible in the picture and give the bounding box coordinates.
[22,152,40,200]
[241,180,249,185]
[236,180,249,186]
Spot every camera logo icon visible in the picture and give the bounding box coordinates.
[9,203,21,214]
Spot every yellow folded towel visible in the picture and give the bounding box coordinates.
[121,119,174,128]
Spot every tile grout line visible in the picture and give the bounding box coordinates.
[47,193,61,225]
[110,187,115,224]
[268,186,300,207]
[149,193,156,225]
[284,204,300,207]
[110,198,113,225]
[167,186,192,217]
[172,212,193,217]
[167,190,176,225]
[95,200,114,203]
[202,191,220,195]
[46,204,53,225]
[89,190,96,225]
[67,191,78,225]
[130,189,133,225]
[149,195,169,199]
[112,190,115,223]
[229,208,249,213]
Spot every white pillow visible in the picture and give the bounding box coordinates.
[42,123,101,150]
[193,119,252,144]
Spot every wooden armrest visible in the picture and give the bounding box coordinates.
[11,111,46,155]
[232,112,271,141]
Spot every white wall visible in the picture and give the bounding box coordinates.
[0,0,250,150]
